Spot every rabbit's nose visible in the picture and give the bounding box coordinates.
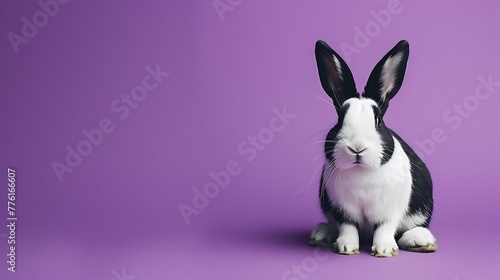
[348,146,367,154]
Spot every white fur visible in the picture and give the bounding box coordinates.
[325,99,412,231]
[324,135,412,228]
[380,53,403,101]
[333,98,385,170]
[332,55,343,81]
[371,221,399,257]
[399,213,429,232]
[335,223,359,254]
[322,97,414,256]
[397,227,436,249]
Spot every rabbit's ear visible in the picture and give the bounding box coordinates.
[364,40,409,116]
[315,40,357,114]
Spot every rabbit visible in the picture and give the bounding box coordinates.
[309,40,437,257]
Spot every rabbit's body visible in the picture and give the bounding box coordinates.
[310,40,437,257]
[322,130,412,232]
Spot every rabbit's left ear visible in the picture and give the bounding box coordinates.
[315,40,358,114]
[364,40,409,116]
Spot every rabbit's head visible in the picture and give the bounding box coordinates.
[315,40,409,170]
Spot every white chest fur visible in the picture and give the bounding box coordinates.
[323,137,412,229]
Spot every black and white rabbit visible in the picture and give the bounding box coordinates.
[309,40,437,257]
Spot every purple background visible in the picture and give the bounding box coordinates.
[1,0,500,279]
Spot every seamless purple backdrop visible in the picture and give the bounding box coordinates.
[1,1,499,280]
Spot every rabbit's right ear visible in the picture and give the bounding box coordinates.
[363,40,409,116]
[315,40,357,113]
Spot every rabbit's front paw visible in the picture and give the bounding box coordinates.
[371,241,399,257]
[334,238,359,255]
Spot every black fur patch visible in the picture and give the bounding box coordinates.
[372,105,395,165]
[378,122,395,165]
[389,129,434,227]
[324,103,350,162]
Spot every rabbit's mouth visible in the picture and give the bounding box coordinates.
[354,154,362,164]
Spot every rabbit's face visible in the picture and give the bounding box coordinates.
[333,97,385,170]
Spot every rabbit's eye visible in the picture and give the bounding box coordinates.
[375,115,382,128]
